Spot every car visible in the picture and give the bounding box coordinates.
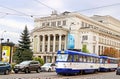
[0,61,11,75]
[13,60,41,73]
[41,63,56,72]
[116,67,120,75]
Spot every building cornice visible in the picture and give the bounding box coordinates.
[70,12,120,33]
[31,26,69,35]
[80,28,120,40]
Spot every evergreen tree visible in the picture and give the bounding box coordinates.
[13,26,33,63]
[18,26,31,51]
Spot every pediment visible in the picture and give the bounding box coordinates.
[34,26,69,32]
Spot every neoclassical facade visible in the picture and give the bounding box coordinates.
[31,11,120,63]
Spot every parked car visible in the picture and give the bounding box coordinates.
[0,61,11,75]
[41,63,56,72]
[116,67,120,75]
[13,60,41,73]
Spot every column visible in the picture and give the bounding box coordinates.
[37,35,40,52]
[64,35,67,50]
[100,46,102,55]
[47,35,50,52]
[52,56,55,63]
[33,36,35,52]
[59,34,62,50]
[53,34,56,52]
[34,36,37,52]
[42,35,45,52]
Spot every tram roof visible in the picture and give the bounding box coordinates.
[100,56,118,60]
[57,50,100,58]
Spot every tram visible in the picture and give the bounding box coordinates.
[55,49,118,75]
[99,56,118,72]
[55,49,100,75]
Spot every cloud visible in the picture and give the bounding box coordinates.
[0,18,34,30]
[1,31,20,43]
[0,18,34,43]
[0,0,120,44]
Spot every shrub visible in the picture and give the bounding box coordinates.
[33,57,44,65]
[11,63,16,70]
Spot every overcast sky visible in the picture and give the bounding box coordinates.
[0,0,120,44]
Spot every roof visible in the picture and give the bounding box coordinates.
[57,50,100,58]
[100,56,118,60]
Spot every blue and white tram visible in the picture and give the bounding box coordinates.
[99,56,118,72]
[55,49,100,75]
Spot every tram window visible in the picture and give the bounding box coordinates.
[105,59,107,63]
[67,55,73,61]
[101,59,107,63]
[86,57,88,62]
[95,58,97,63]
[83,56,87,62]
[94,58,97,63]
[90,57,93,63]
[82,56,84,62]
[108,59,110,63]
[79,56,82,62]
[110,59,116,64]
[100,59,102,63]
[95,58,98,63]
[98,58,100,63]
[87,57,90,63]
[74,55,79,62]
[93,57,96,63]
[88,57,92,63]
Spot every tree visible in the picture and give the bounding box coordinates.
[13,26,33,63]
[103,47,119,58]
[18,26,31,51]
[82,45,89,53]
[33,57,44,65]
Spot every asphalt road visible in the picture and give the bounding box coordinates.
[0,71,120,79]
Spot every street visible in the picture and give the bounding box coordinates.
[0,71,120,79]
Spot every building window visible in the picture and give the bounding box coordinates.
[61,44,64,51]
[57,21,61,26]
[45,36,48,41]
[81,22,84,27]
[62,35,65,41]
[55,45,59,52]
[51,22,56,27]
[50,45,53,52]
[46,22,50,26]
[56,35,59,41]
[63,20,66,26]
[40,36,43,41]
[42,23,45,26]
[98,45,100,55]
[50,35,53,41]
[82,35,88,40]
[93,45,95,53]
[93,36,96,41]
[85,23,87,27]
[40,45,42,52]
[45,45,47,51]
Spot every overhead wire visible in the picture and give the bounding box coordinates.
[31,1,120,26]
[0,5,33,18]
[33,0,57,12]
[73,3,120,12]
[0,2,120,18]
